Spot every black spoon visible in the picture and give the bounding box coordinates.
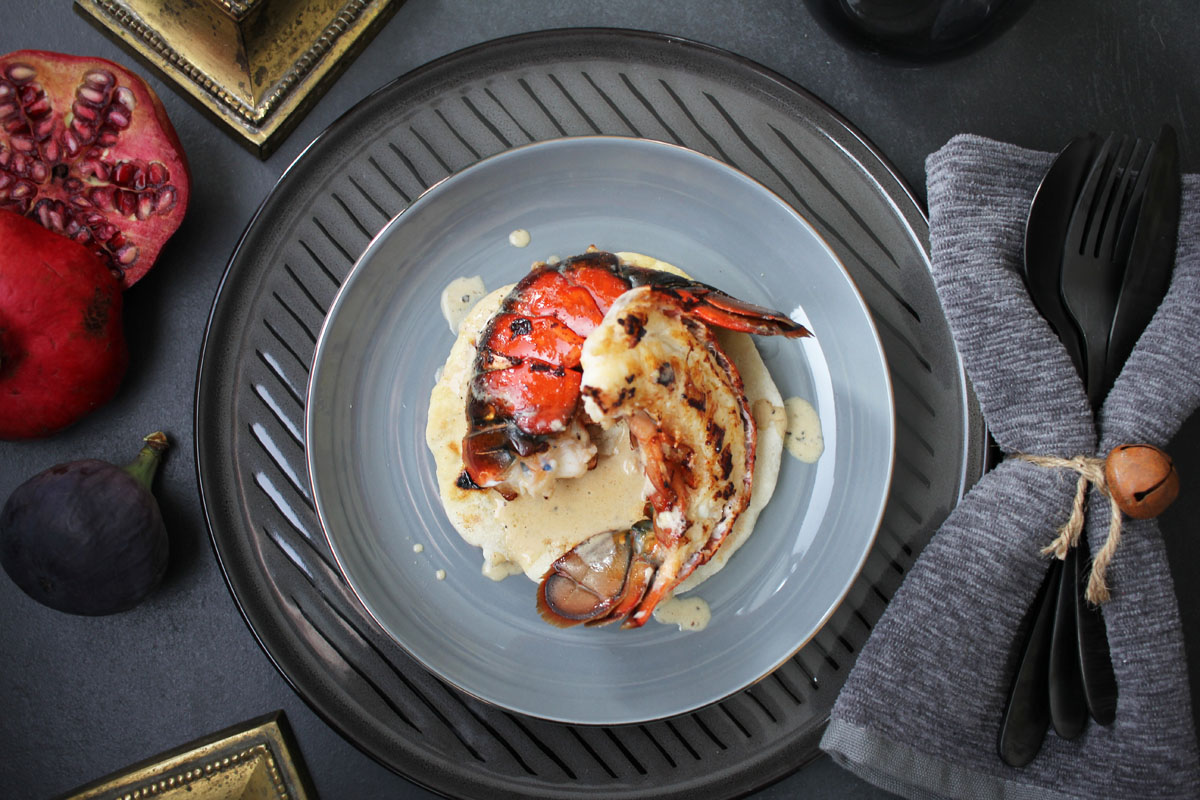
[1022,134,1098,382]
[999,558,1061,767]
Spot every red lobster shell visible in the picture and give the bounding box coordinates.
[459,250,808,499]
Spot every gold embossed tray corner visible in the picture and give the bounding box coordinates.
[59,711,315,800]
[74,0,402,158]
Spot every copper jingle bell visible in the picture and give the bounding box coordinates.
[1104,443,1180,519]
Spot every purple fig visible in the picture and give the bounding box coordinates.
[0,432,169,615]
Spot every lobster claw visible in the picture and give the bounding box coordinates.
[686,290,811,338]
[537,521,657,627]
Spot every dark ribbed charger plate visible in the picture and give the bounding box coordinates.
[196,28,985,799]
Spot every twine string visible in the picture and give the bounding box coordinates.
[1016,453,1122,604]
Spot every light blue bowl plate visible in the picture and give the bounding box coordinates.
[306,136,894,725]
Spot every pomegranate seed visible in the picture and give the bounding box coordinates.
[36,201,65,231]
[107,230,125,248]
[156,186,176,213]
[77,85,107,105]
[148,162,168,184]
[114,86,135,110]
[79,159,108,180]
[111,161,131,185]
[116,243,138,265]
[136,193,154,220]
[6,64,35,83]
[11,182,33,199]
[106,107,130,128]
[117,189,136,216]
[9,135,34,152]
[0,149,9,168]
[29,161,47,183]
[132,168,146,191]
[84,69,114,88]
[0,84,11,100]
[25,97,51,117]
[96,130,119,147]
[0,102,16,118]
[62,177,84,194]
[73,228,93,244]
[73,101,98,122]
[34,117,55,138]
[0,174,10,189]
[70,193,92,208]
[18,85,39,105]
[11,152,27,173]
[71,119,94,143]
[99,224,119,242]
[61,130,80,157]
[88,187,113,209]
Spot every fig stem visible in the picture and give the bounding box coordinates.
[123,431,169,491]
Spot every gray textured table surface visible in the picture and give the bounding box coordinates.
[2,2,1198,798]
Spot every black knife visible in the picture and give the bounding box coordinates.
[1075,532,1118,724]
[1049,544,1088,737]
[1072,123,1181,727]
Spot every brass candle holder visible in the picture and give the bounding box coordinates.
[75,0,402,158]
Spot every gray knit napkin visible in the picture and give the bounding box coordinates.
[820,134,1200,799]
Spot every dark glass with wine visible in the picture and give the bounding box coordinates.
[804,0,1034,61]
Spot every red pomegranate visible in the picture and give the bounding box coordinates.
[0,209,128,439]
[0,50,190,289]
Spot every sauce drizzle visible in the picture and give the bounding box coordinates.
[783,396,823,463]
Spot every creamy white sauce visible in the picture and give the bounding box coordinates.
[653,596,712,631]
[481,558,525,581]
[783,396,823,463]
[488,422,649,579]
[439,276,488,334]
[435,569,446,581]
[508,228,531,248]
[413,543,424,553]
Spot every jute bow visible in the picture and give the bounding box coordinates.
[1016,453,1123,604]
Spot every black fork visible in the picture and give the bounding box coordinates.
[1060,134,1153,406]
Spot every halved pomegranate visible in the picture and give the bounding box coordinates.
[0,50,190,289]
